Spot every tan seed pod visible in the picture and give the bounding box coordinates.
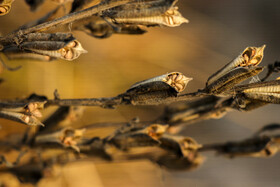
[28,40,87,61]
[126,72,192,105]
[207,45,266,86]
[233,80,280,104]
[206,66,264,95]
[114,6,188,27]
[129,72,192,93]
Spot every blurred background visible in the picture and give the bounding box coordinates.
[1,0,280,186]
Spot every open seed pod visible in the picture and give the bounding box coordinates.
[231,79,280,104]
[206,66,264,95]
[124,72,192,105]
[103,0,178,18]
[0,0,14,16]
[20,40,87,61]
[207,45,266,86]
[113,6,188,27]
[0,101,46,126]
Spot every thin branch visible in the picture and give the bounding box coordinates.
[0,0,132,46]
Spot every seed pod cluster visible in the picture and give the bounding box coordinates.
[206,45,266,86]
[0,0,14,16]
[231,79,280,104]
[18,33,87,61]
[124,72,192,105]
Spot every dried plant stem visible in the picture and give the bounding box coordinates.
[46,91,208,107]
[0,0,132,46]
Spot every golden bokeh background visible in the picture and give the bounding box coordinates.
[1,0,280,186]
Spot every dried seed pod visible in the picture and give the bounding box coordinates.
[214,136,280,158]
[21,40,87,61]
[159,134,202,157]
[125,72,192,105]
[4,51,52,61]
[232,96,268,111]
[232,80,280,104]
[108,124,168,150]
[35,127,86,152]
[206,66,264,95]
[20,41,67,51]
[207,45,266,86]
[113,6,188,27]
[0,0,14,16]
[103,0,177,18]
[0,110,44,126]
[156,151,204,171]
[165,96,220,123]
[254,124,280,137]
[22,32,75,43]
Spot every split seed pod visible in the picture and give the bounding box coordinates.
[232,79,280,104]
[206,66,264,95]
[104,0,177,18]
[113,6,188,27]
[207,45,266,86]
[0,0,14,16]
[20,40,87,61]
[0,110,44,126]
[124,72,192,105]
